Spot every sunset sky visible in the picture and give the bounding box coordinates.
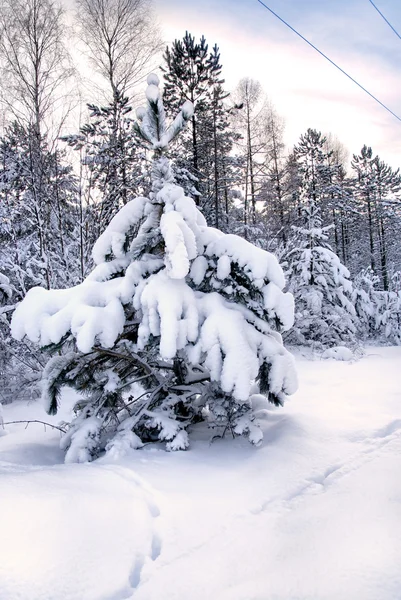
[154,0,401,169]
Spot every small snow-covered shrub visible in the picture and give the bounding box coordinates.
[321,346,354,361]
[11,75,297,462]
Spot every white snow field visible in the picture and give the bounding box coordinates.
[1,346,401,600]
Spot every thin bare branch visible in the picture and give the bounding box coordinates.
[2,419,66,433]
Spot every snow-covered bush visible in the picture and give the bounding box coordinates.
[321,346,354,361]
[0,271,43,403]
[353,268,401,344]
[285,201,357,348]
[373,290,401,344]
[0,273,15,403]
[11,74,297,462]
[352,268,377,339]
[391,271,401,293]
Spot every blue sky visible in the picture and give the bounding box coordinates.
[154,0,401,169]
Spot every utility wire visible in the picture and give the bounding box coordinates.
[368,0,401,41]
[256,0,401,124]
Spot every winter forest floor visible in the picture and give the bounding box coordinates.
[1,346,401,600]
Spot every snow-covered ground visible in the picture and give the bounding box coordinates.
[1,346,401,600]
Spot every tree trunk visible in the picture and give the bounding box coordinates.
[367,195,376,274]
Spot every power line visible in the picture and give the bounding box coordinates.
[256,0,401,124]
[368,0,401,41]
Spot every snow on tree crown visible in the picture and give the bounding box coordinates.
[134,73,193,152]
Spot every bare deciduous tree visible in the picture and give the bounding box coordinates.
[0,0,74,135]
[233,78,269,230]
[76,0,162,102]
[263,102,288,246]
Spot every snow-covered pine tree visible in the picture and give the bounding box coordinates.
[162,31,242,224]
[285,199,357,348]
[162,31,218,203]
[292,129,335,228]
[372,289,401,344]
[352,268,401,345]
[12,74,297,462]
[0,122,79,403]
[352,268,377,340]
[0,121,80,292]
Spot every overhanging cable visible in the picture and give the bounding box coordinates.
[369,0,401,41]
[256,0,401,124]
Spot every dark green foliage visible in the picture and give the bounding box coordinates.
[351,146,401,289]
[162,31,241,225]
[256,362,282,407]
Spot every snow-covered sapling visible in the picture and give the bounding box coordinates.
[12,74,297,462]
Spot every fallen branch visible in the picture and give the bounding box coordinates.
[2,420,66,433]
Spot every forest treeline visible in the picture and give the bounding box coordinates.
[0,0,400,403]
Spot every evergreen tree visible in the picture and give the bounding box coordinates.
[369,157,401,290]
[352,268,377,339]
[292,129,334,221]
[373,289,401,344]
[162,31,239,220]
[281,150,303,233]
[197,83,243,227]
[351,146,401,288]
[320,134,354,264]
[12,74,297,462]
[285,200,357,348]
[0,122,79,292]
[283,128,356,261]
[351,146,379,278]
[353,269,401,344]
[0,122,78,402]
[163,31,216,179]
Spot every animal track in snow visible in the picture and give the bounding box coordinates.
[250,418,401,516]
[99,465,163,598]
[151,533,162,561]
[129,555,145,589]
